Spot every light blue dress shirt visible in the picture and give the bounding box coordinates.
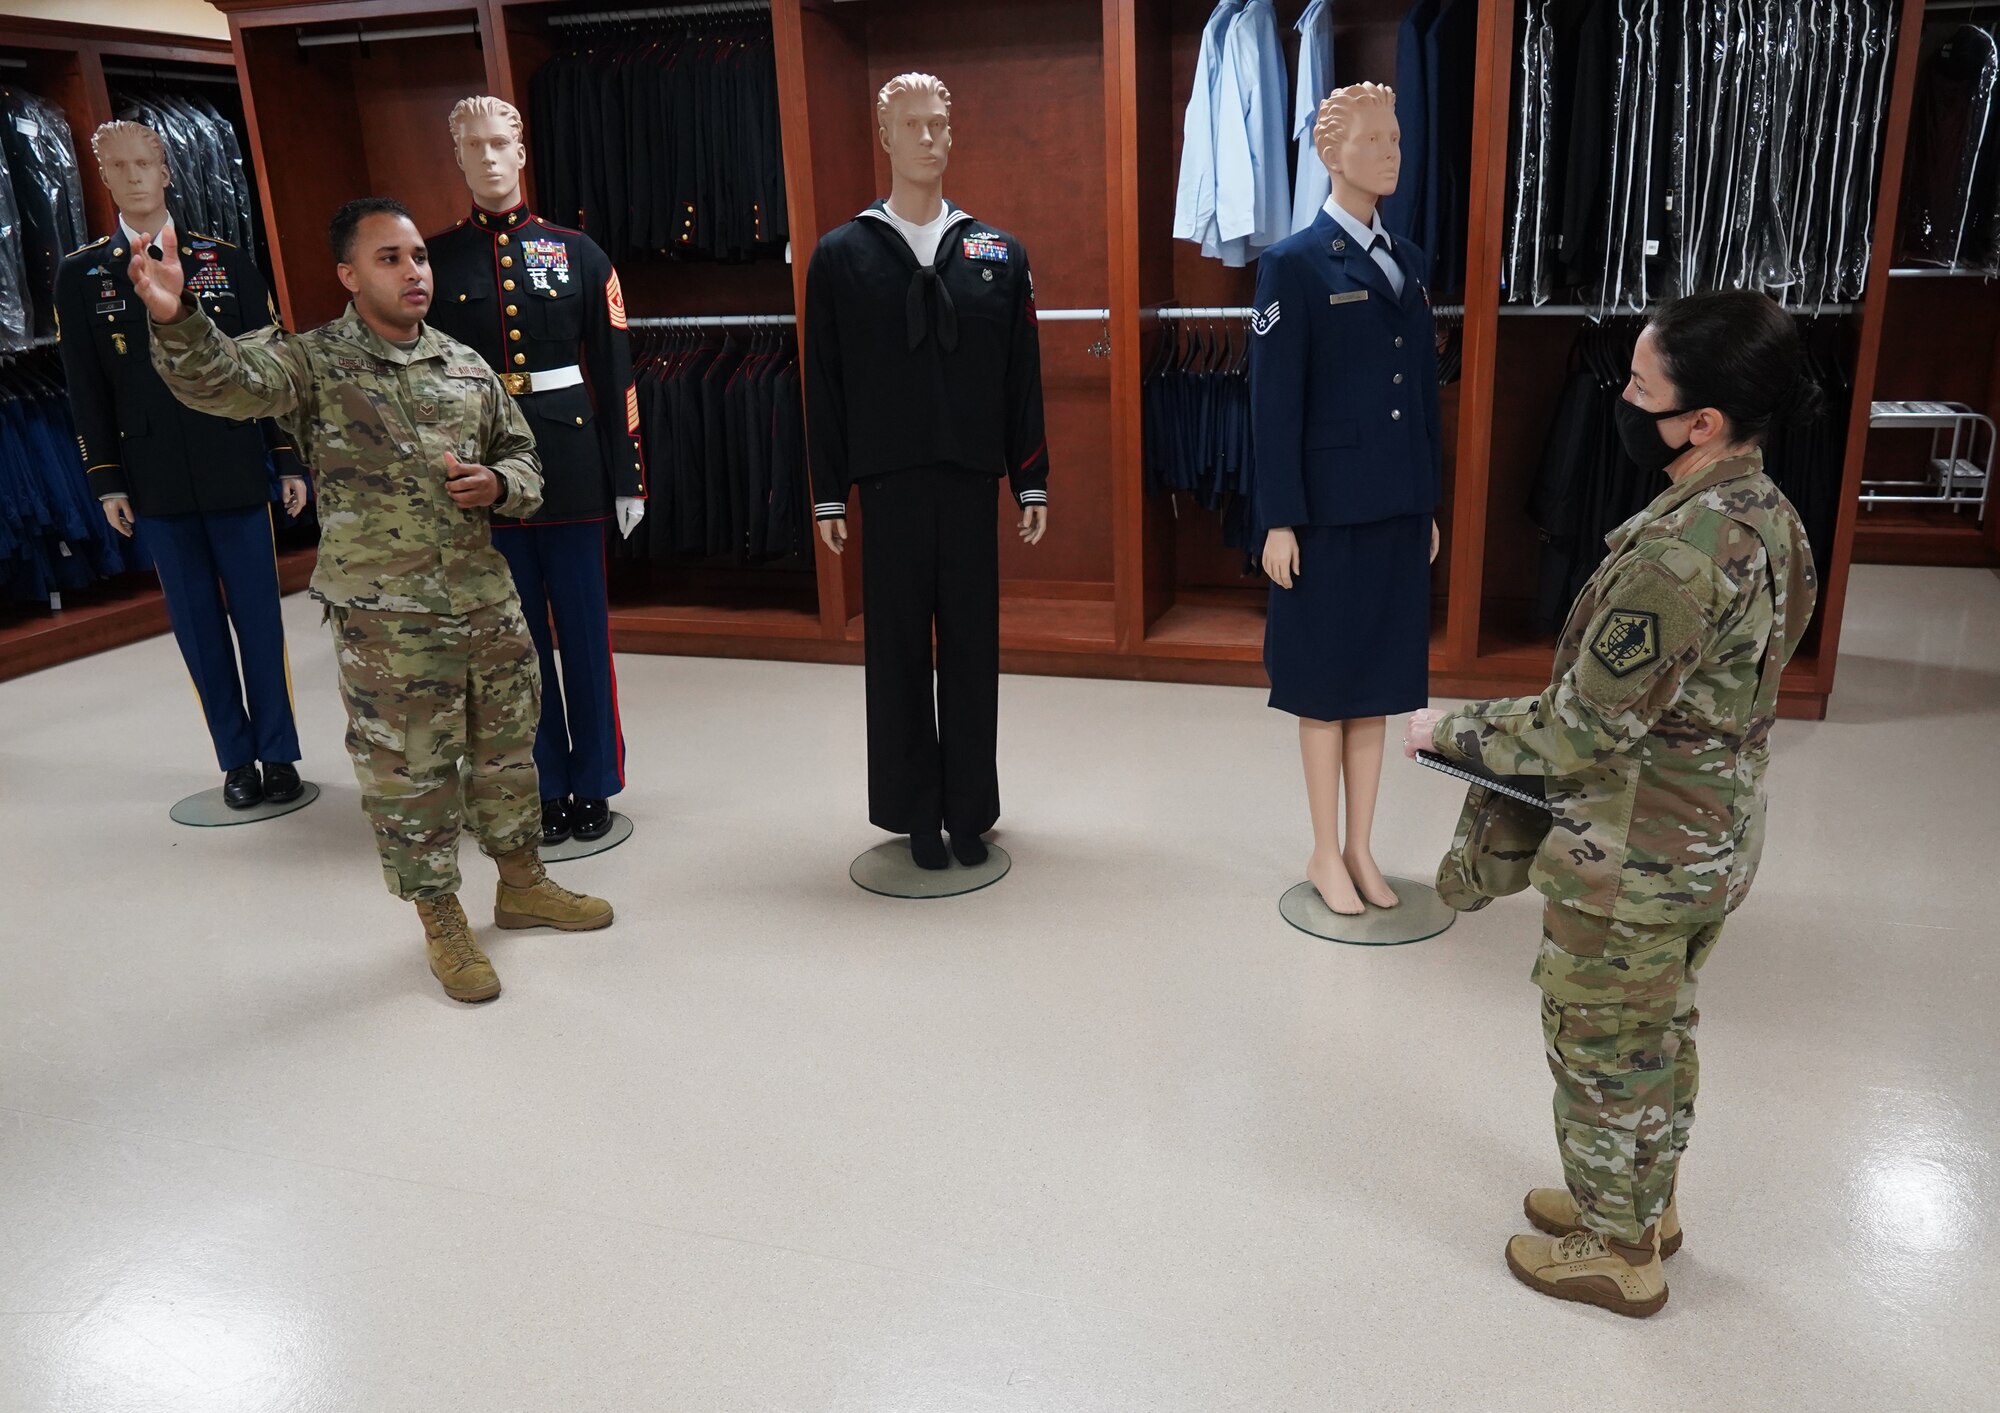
[1211,0,1291,267]
[1289,0,1333,233]
[1323,197,1406,297]
[1172,0,1245,252]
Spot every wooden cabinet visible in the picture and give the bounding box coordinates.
[197,0,1966,717]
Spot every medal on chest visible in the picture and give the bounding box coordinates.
[523,238,570,291]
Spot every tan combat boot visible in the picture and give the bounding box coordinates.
[492,843,613,932]
[1505,1226,1669,1318]
[415,894,501,1003]
[1524,1184,1683,1258]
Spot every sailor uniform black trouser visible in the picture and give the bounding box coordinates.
[858,469,1001,837]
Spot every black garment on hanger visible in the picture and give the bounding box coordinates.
[531,17,787,263]
[0,87,87,343]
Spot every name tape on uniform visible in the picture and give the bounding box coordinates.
[1328,290,1369,306]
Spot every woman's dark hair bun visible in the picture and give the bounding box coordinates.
[1646,289,1812,444]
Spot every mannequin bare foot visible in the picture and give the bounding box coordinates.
[1307,850,1366,915]
[1344,848,1401,909]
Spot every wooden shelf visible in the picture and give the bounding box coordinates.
[0,547,316,685]
[1854,505,1998,566]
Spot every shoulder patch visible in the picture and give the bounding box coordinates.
[1591,610,1660,678]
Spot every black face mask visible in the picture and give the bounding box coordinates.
[1614,396,1692,475]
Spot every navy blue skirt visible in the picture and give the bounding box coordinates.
[1264,513,1431,721]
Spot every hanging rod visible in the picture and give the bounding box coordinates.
[549,1,770,26]
[1499,302,1855,317]
[0,57,26,70]
[297,23,480,49]
[104,65,243,87]
[1037,308,1109,322]
[629,313,793,327]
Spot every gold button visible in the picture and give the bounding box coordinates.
[509,329,521,341]
[513,353,526,366]
[573,416,583,425]
[505,304,518,316]
[499,235,510,246]
[112,248,124,257]
[501,256,513,268]
[106,314,114,322]
[504,280,516,291]
[457,293,466,302]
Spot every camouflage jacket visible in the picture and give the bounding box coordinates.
[1434,450,1817,924]
[149,301,542,614]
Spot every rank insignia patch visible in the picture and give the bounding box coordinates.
[962,235,1008,263]
[1591,609,1660,677]
[606,269,627,329]
[1249,300,1280,336]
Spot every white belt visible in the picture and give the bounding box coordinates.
[501,364,584,395]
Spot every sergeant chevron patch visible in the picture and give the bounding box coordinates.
[1249,300,1281,336]
[606,270,627,330]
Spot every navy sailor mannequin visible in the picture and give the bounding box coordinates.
[805,73,1051,872]
[1249,82,1442,916]
[426,96,646,848]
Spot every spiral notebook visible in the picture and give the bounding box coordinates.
[1415,750,1553,812]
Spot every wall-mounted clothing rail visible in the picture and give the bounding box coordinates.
[0,56,26,70]
[1146,303,1467,319]
[629,314,794,328]
[296,23,479,49]
[1890,267,1994,280]
[1500,303,1855,317]
[1037,308,1110,323]
[549,1,770,26]
[103,64,242,86]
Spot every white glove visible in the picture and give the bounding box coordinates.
[616,497,646,539]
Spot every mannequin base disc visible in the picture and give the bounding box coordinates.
[1279,876,1456,946]
[543,812,634,863]
[170,780,321,828]
[850,840,1012,898]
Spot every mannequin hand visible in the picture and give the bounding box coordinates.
[616,496,646,539]
[1431,519,1440,564]
[127,227,187,324]
[281,477,309,518]
[1403,707,1448,760]
[818,517,848,554]
[443,451,501,508]
[1261,527,1301,589]
[102,496,135,537]
[1018,504,1048,545]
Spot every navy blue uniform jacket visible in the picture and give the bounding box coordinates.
[1248,207,1442,531]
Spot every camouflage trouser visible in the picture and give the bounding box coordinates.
[329,600,542,901]
[1535,900,1724,1245]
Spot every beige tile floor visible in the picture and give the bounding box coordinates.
[1,562,1996,1412]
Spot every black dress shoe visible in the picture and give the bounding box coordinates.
[541,797,573,846]
[222,764,264,810]
[571,798,612,841]
[262,761,303,804]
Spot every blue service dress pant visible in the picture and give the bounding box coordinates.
[133,504,300,772]
[491,519,626,801]
[857,469,1002,837]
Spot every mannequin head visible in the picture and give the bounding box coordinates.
[877,72,952,194]
[330,197,432,340]
[90,121,171,232]
[448,96,527,211]
[1313,83,1400,219]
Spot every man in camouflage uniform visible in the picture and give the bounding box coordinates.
[133,196,614,1004]
[1410,443,1815,1315]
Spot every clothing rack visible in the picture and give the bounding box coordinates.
[548,1,770,26]
[629,314,794,328]
[1147,303,1469,319]
[295,23,480,49]
[103,64,243,87]
[1500,303,1855,318]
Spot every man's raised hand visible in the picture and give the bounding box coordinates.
[127,227,187,324]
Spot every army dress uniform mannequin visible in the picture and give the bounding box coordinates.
[56,120,306,809]
[427,96,646,847]
[805,73,1050,872]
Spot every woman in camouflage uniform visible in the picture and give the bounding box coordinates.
[1405,290,1820,1316]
